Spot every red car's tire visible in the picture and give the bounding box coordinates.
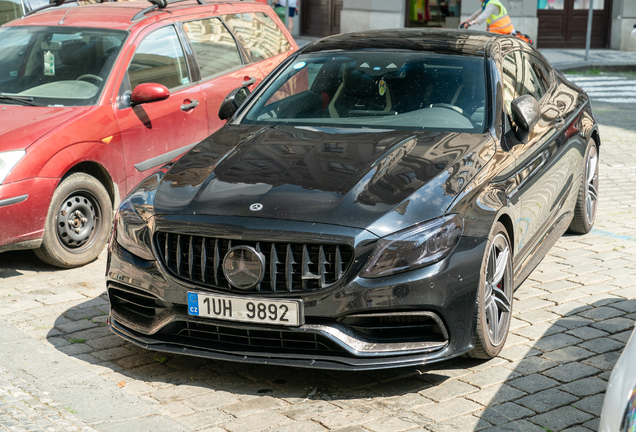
[34,173,112,268]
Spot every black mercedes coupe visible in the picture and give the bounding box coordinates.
[106,29,600,370]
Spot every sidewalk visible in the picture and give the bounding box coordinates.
[293,36,636,72]
[539,48,636,72]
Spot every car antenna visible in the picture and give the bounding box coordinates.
[132,0,205,21]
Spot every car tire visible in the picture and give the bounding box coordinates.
[569,138,599,234]
[34,173,112,268]
[469,222,514,359]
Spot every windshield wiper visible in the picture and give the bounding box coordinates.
[0,94,40,107]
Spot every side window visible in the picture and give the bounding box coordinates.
[128,26,189,90]
[501,52,519,113]
[183,18,243,80]
[529,54,552,94]
[265,68,309,105]
[223,12,291,62]
[521,53,544,102]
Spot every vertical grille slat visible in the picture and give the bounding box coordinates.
[155,233,352,294]
[188,236,195,279]
[213,239,220,286]
[270,243,278,292]
[175,234,182,276]
[318,245,326,288]
[164,233,171,271]
[285,244,294,292]
[201,237,207,284]
[255,242,262,292]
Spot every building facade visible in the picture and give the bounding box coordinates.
[299,0,635,51]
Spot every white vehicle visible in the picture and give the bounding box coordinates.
[599,326,636,432]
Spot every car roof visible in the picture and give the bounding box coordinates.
[299,28,522,59]
[4,0,268,31]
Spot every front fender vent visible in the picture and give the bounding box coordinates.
[155,232,354,294]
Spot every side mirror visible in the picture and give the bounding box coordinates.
[130,83,170,105]
[218,86,251,121]
[510,94,540,144]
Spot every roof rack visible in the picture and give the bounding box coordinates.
[132,0,205,22]
[131,0,245,22]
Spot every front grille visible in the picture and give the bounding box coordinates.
[161,321,345,355]
[155,232,354,293]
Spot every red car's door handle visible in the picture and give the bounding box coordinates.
[181,99,199,111]
[242,77,257,87]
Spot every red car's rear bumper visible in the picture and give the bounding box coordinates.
[0,177,58,253]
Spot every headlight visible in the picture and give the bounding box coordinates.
[114,199,154,261]
[0,150,26,185]
[361,214,463,278]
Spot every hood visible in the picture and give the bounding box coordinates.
[154,125,495,236]
[0,105,90,151]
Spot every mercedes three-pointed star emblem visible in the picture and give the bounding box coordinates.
[222,246,265,289]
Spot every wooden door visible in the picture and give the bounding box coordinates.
[301,0,342,37]
[537,0,612,48]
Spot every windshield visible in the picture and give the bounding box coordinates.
[0,26,127,107]
[242,52,487,132]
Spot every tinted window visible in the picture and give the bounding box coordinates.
[129,26,189,90]
[521,54,544,101]
[224,12,291,62]
[528,54,552,93]
[501,52,520,113]
[183,18,243,79]
[243,52,486,132]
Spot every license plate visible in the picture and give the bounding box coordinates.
[187,292,302,326]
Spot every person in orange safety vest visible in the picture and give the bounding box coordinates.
[459,0,514,35]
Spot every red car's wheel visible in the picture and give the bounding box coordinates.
[34,173,112,268]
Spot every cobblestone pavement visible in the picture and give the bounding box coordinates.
[0,366,98,432]
[1,74,635,431]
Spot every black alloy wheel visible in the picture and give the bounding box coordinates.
[469,222,513,359]
[35,173,112,268]
[569,139,599,234]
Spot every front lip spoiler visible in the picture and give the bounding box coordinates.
[110,307,448,357]
[109,316,456,371]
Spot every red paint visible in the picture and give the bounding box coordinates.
[131,83,170,104]
[0,0,297,250]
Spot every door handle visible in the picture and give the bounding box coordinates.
[554,116,565,130]
[242,77,257,87]
[181,99,199,111]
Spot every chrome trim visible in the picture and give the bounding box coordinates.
[134,143,197,172]
[0,194,28,208]
[304,323,447,356]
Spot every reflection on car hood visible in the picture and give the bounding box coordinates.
[0,105,90,151]
[154,125,495,235]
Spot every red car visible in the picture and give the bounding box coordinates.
[0,0,296,267]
